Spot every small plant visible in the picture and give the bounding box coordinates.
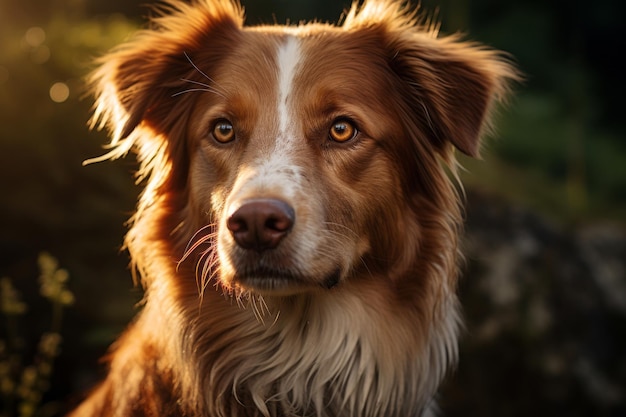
[0,253,74,417]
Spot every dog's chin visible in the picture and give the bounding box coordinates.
[227,268,342,296]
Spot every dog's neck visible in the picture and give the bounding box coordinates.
[135,268,457,417]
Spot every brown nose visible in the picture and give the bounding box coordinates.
[226,199,295,252]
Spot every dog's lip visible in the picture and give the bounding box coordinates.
[234,268,310,293]
[234,267,341,293]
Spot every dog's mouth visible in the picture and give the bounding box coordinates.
[217,197,346,295]
[233,267,342,294]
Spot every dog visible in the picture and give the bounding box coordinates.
[70,0,516,415]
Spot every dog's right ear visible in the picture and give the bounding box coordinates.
[88,0,244,162]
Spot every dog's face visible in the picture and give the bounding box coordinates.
[91,1,515,299]
[188,29,423,296]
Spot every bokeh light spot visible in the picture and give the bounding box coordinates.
[25,27,46,47]
[49,82,70,103]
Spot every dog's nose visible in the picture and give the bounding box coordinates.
[226,199,295,252]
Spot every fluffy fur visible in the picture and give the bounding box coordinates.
[70,1,517,416]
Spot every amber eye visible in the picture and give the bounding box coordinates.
[212,119,235,143]
[329,119,357,143]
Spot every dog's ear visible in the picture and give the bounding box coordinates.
[343,1,518,157]
[388,35,517,157]
[89,1,244,158]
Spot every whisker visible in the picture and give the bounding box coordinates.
[251,296,265,324]
[236,293,246,310]
[258,295,270,317]
[195,251,208,294]
[359,256,374,279]
[184,51,213,83]
[197,249,214,295]
[180,78,212,89]
[182,224,215,251]
[179,224,216,265]
[322,221,360,239]
[181,51,227,99]
[198,248,217,283]
[172,88,218,97]
[200,256,220,295]
[180,235,211,266]
[176,223,221,300]
[270,309,281,328]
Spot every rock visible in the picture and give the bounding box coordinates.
[441,190,626,417]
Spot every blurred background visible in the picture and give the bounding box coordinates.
[0,0,624,416]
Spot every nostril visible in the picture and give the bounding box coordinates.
[265,213,292,233]
[226,199,295,251]
[226,214,248,234]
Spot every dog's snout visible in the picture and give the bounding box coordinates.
[227,198,295,252]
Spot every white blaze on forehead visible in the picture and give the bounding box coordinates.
[230,36,305,204]
[276,36,301,139]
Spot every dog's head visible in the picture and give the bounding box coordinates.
[90,0,516,298]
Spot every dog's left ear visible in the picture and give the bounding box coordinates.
[343,1,518,157]
[388,34,518,157]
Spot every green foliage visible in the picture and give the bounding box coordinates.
[473,91,626,220]
[0,254,74,417]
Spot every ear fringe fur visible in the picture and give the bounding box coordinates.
[343,0,438,36]
[85,0,245,167]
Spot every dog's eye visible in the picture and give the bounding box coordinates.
[212,120,235,143]
[329,119,357,143]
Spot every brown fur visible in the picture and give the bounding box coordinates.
[71,1,517,416]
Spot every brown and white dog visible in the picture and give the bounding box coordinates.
[71,0,516,416]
